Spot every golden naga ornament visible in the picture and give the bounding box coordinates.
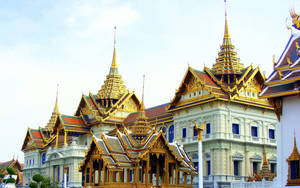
[290,8,300,30]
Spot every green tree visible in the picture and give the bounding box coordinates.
[41,177,51,188]
[32,174,44,188]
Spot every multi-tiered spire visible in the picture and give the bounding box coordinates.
[212,8,244,83]
[45,85,60,131]
[129,75,152,143]
[97,27,127,102]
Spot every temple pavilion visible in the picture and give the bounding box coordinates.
[79,101,197,188]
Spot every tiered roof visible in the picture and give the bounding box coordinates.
[168,11,272,111]
[80,128,196,173]
[260,34,300,98]
[212,13,244,76]
[96,43,127,100]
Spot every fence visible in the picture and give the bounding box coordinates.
[231,180,277,188]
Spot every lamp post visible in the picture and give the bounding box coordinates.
[194,121,205,188]
[63,166,68,188]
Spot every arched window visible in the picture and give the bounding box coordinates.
[169,125,174,143]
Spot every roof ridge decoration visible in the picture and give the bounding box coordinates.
[97,27,127,101]
[212,8,244,80]
[290,8,300,30]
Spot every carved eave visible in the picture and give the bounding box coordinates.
[168,66,216,111]
[79,136,106,172]
[21,128,32,151]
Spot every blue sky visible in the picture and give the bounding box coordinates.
[0,0,299,162]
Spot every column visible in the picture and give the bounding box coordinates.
[145,158,149,185]
[156,158,159,186]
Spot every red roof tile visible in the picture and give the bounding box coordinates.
[64,117,84,125]
[32,131,42,139]
[195,71,218,87]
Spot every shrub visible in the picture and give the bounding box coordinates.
[3,177,15,184]
[32,174,44,183]
[29,182,38,188]
[41,177,51,188]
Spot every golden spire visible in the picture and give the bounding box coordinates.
[97,26,127,101]
[287,130,300,163]
[129,75,151,143]
[140,74,146,118]
[110,26,118,74]
[54,84,59,113]
[212,3,244,77]
[45,85,60,131]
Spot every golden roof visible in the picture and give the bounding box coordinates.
[97,40,127,100]
[212,12,244,75]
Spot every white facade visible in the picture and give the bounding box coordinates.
[276,95,300,188]
[23,137,89,188]
[171,101,277,188]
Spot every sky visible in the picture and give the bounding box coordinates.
[0,0,299,163]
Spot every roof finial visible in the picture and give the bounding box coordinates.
[54,84,59,113]
[140,74,146,116]
[110,26,118,71]
[114,26,116,48]
[224,0,230,40]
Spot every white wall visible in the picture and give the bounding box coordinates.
[277,95,300,188]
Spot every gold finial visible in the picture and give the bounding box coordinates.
[140,74,146,117]
[111,26,118,71]
[54,84,59,113]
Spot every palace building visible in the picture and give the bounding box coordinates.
[166,12,277,187]
[259,9,300,188]
[79,101,196,188]
[21,38,174,187]
[22,7,278,188]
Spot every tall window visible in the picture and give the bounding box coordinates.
[193,126,198,137]
[290,161,300,180]
[207,161,211,175]
[206,123,211,134]
[232,123,240,135]
[271,163,276,174]
[182,128,187,138]
[253,162,258,173]
[82,172,85,186]
[67,167,69,184]
[269,129,275,139]
[58,166,60,182]
[251,126,258,137]
[169,125,174,143]
[33,159,35,166]
[42,153,46,164]
[234,161,239,176]
[86,168,90,183]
